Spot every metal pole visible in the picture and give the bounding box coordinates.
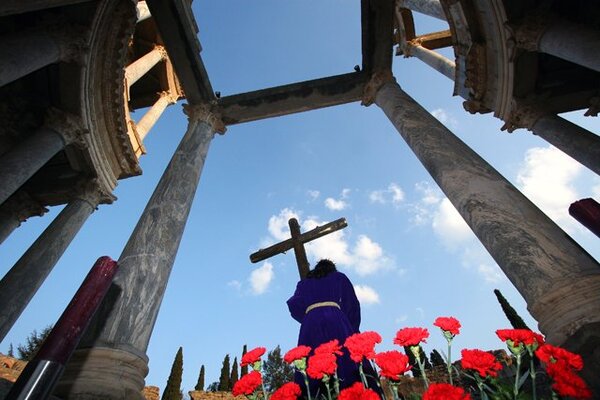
[6,256,118,400]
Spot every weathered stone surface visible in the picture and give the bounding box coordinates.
[142,385,160,400]
[189,391,245,400]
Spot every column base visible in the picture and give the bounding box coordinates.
[561,322,600,396]
[53,347,148,400]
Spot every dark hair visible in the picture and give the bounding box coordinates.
[306,259,337,279]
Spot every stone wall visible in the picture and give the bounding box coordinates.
[189,390,245,400]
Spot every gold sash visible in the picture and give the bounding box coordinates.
[305,301,340,314]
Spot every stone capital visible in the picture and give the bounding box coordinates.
[183,103,227,134]
[513,12,553,52]
[159,90,179,105]
[361,70,396,106]
[501,99,547,133]
[154,45,169,61]
[1,192,48,223]
[47,24,89,64]
[72,179,116,208]
[44,108,89,148]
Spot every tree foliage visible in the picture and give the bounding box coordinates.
[195,365,205,391]
[206,382,219,392]
[430,349,445,367]
[263,345,294,392]
[16,325,52,361]
[240,344,248,377]
[230,357,239,389]
[494,289,530,330]
[218,354,231,391]
[162,347,183,400]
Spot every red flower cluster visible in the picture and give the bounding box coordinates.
[433,317,461,336]
[460,349,502,378]
[373,350,411,380]
[232,371,262,396]
[423,383,471,400]
[306,352,337,380]
[338,382,380,400]
[284,345,311,364]
[545,363,592,399]
[393,327,429,346]
[496,329,544,348]
[270,382,302,400]
[344,331,382,363]
[241,347,266,367]
[314,339,343,356]
[536,344,583,370]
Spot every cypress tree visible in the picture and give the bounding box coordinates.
[218,354,231,391]
[430,349,445,367]
[230,357,239,390]
[162,347,183,400]
[263,346,294,392]
[7,343,14,358]
[195,365,205,391]
[494,289,530,329]
[403,346,432,377]
[240,345,248,377]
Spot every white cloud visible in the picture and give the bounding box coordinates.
[268,208,300,241]
[415,307,425,319]
[408,181,442,226]
[351,235,385,276]
[227,280,241,290]
[354,285,380,305]
[249,262,274,295]
[432,198,472,248]
[368,183,405,207]
[341,188,351,198]
[307,190,320,201]
[477,263,504,284]
[431,108,458,128]
[324,197,347,211]
[516,146,581,230]
[395,315,408,324]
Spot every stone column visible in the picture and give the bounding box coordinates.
[55,104,225,400]
[502,101,600,177]
[0,110,87,206]
[124,45,168,89]
[371,79,600,390]
[0,193,47,245]
[0,26,84,88]
[134,91,178,141]
[397,0,445,20]
[405,42,455,80]
[515,15,600,73]
[0,181,105,342]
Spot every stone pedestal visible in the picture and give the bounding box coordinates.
[373,80,600,391]
[56,105,224,399]
[0,186,101,342]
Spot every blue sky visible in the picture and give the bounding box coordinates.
[1,1,599,397]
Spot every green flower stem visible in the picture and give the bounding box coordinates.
[446,338,453,385]
[390,383,399,400]
[416,356,429,388]
[261,380,269,400]
[301,371,312,400]
[513,353,522,400]
[324,379,333,400]
[528,350,537,400]
[358,363,369,388]
[333,372,340,396]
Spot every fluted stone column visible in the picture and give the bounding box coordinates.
[502,101,600,177]
[397,0,445,20]
[405,42,455,80]
[135,91,178,141]
[372,79,600,390]
[515,16,600,73]
[0,182,104,342]
[124,45,168,89]
[0,193,47,245]
[0,110,87,206]
[0,27,84,88]
[55,104,225,400]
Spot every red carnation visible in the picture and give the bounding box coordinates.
[496,329,544,348]
[338,382,380,400]
[306,352,337,380]
[423,383,472,400]
[241,347,266,367]
[270,382,302,400]
[433,317,461,336]
[536,344,583,371]
[546,363,592,399]
[394,327,429,347]
[344,331,382,363]
[460,349,503,378]
[373,350,411,380]
[232,371,262,396]
[284,346,311,364]
[314,339,343,356]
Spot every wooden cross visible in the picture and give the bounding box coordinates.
[250,217,348,279]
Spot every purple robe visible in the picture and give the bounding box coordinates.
[287,271,365,395]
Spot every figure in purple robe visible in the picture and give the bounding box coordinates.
[287,259,378,397]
